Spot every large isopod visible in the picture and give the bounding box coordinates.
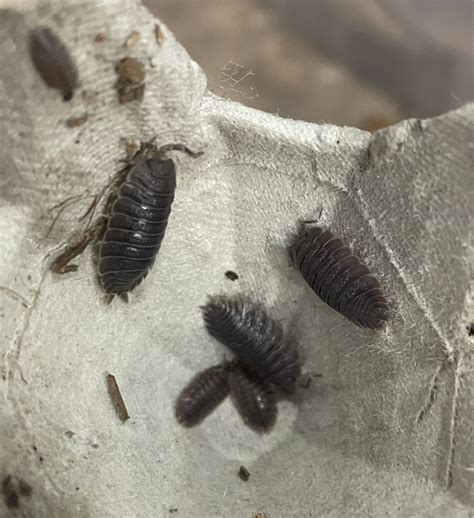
[49,143,202,301]
[290,226,389,329]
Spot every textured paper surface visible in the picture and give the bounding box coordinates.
[0,1,472,516]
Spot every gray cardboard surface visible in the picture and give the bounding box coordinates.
[0,1,472,516]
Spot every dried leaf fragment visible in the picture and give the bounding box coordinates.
[154,24,164,45]
[116,57,145,83]
[66,114,88,128]
[94,32,107,43]
[124,30,140,47]
[126,138,141,157]
[115,57,146,104]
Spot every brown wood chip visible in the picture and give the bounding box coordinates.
[106,373,129,422]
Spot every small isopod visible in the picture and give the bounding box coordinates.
[175,365,230,427]
[290,226,389,329]
[229,367,277,433]
[201,296,301,393]
[28,26,79,101]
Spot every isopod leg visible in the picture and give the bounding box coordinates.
[119,292,129,303]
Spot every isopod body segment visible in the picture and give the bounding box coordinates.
[290,226,388,329]
[201,297,301,393]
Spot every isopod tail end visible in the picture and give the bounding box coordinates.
[105,294,115,305]
[374,306,390,328]
[119,292,130,303]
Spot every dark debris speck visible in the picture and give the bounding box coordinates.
[225,270,239,281]
[238,465,250,481]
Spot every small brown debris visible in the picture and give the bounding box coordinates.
[225,270,239,281]
[297,373,312,388]
[124,30,140,47]
[117,84,145,104]
[115,57,146,104]
[169,509,178,514]
[66,114,88,128]
[126,138,141,157]
[94,32,107,43]
[116,57,145,84]
[154,24,164,45]
[238,465,250,481]
[65,430,75,438]
[253,513,268,518]
[106,373,129,422]
[1,475,32,509]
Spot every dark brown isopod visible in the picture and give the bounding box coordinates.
[229,367,277,433]
[99,143,202,299]
[28,26,79,101]
[290,226,389,329]
[202,297,301,393]
[175,365,230,427]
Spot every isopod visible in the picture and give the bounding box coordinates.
[50,142,202,300]
[229,367,277,433]
[28,26,79,101]
[201,297,301,393]
[98,144,179,297]
[175,365,230,427]
[290,226,388,329]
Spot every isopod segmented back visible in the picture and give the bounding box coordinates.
[201,296,301,393]
[229,367,277,433]
[174,365,230,427]
[99,143,202,299]
[290,226,388,329]
[98,151,176,297]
